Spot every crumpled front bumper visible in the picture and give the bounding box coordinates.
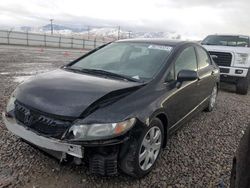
[2,112,83,158]
[2,112,135,176]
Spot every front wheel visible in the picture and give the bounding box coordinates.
[119,118,164,178]
[236,78,248,95]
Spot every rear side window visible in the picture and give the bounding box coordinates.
[196,47,211,69]
[175,47,197,76]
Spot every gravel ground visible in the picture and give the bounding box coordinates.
[0,44,249,188]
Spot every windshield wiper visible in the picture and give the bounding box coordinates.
[82,69,141,82]
[72,68,141,82]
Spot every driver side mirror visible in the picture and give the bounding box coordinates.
[176,70,198,88]
[177,70,198,82]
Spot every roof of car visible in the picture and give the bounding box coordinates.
[116,38,192,46]
[208,34,250,38]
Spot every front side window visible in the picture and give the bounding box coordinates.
[165,65,175,82]
[175,47,197,77]
[70,42,173,82]
[196,47,211,69]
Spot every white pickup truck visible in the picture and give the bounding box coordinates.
[202,35,250,94]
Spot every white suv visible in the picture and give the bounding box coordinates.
[202,35,250,94]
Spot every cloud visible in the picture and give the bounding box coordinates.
[0,0,250,39]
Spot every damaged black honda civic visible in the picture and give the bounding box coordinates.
[3,39,219,177]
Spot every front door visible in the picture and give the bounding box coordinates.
[163,46,200,129]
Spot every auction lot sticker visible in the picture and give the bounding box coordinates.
[148,45,173,51]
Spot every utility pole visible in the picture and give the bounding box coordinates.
[87,25,90,40]
[118,26,120,40]
[50,19,54,35]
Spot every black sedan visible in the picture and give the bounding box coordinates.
[3,39,219,177]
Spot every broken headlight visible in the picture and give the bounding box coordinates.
[67,118,136,141]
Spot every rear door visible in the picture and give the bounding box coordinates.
[195,46,215,103]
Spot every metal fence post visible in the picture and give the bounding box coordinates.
[44,33,46,47]
[71,37,73,48]
[59,35,61,48]
[7,29,13,45]
[26,31,29,46]
[7,31,9,45]
[94,38,96,49]
[83,39,85,49]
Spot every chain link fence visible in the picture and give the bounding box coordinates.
[0,30,108,50]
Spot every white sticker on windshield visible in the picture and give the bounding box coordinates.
[148,45,172,51]
[132,75,140,80]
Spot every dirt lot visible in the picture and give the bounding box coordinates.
[0,45,249,188]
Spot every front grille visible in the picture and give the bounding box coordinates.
[209,51,232,67]
[14,101,72,139]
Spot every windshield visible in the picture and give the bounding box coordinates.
[201,35,249,47]
[69,42,173,82]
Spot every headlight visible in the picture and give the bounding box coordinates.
[6,91,16,113]
[68,118,136,141]
[235,53,248,65]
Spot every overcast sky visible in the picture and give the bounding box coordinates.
[0,0,249,39]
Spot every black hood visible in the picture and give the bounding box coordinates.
[16,69,142,118]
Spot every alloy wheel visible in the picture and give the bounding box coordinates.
[139,126,162,171]
[210,86,217,108]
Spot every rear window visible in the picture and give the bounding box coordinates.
[201,35,249,47]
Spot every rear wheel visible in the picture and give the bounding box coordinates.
[205,85,218,112]
[119,118,164,178]
[236,78,248,95]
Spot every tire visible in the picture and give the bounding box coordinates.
[205,84,218,112]
[230,157,236,188]
[236,78,248,95]
[119,118,164,178]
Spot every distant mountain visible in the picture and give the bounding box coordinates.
[17,24,182,40]
[42,24,87,32]
[20,26,32,32]
[131,31,181,39]
[83,27,181,40]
